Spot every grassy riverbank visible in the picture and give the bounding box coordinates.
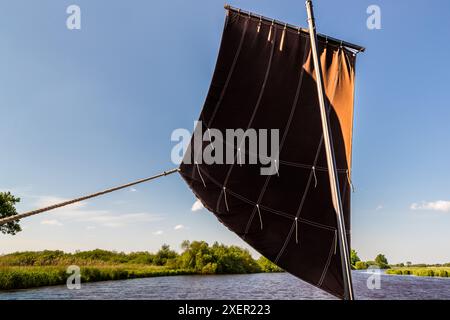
[386,267,450,278]
[0,241,283,290]
[0,265,194,290]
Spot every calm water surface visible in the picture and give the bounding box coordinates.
[1,271,449,300]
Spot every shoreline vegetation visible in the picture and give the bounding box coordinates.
[385,267,450,277]
[351,250,450,278]
[1,246,449,291]
[0,241,283,291]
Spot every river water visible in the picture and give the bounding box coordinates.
[1,271,449,300]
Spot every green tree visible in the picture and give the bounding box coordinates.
[177,241,262,274]
[181,240,190,251]
[0,192,22,235]
[375,254,389,269]
[212,243,260,274]
[127,251,155,264]
[178,241,212,271]
[350,249,361,266]
[257,256,283,272]
[154,244,178,266]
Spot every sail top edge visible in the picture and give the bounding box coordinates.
[224,5,365,53]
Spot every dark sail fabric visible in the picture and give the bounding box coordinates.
[180,9,357,299]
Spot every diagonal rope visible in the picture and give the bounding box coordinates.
[0,168,180,226]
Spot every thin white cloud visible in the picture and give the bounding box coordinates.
[78,212,162,225]
[32,195,164,228]
[35,196,86,210]
[410,201,450,212]
[112,200,127,205]
[191,199,204,212]
[174,224,185,230]
[129,188,137,192]
[41,219,63,227]
[153,230,164,235]
[375,205,384,211]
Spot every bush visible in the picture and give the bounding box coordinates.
[385,269,402,275]
[201,263,218,274]
[153,245,178,266]
[414,269,434,277]
[257,256,283,273]
[366,261,377,267]
[437,270,448,277]
[355,261,368,270]
[402,270,411,275]
[176,241,261,274]
[127,252,154,265]
[350,250,360,266]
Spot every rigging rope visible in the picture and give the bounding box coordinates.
[256,204,263,230]
[223,187,230,212]
[0,168,180,226]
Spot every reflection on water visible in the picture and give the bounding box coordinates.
[1,271,449,300]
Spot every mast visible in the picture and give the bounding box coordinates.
[305,0,355,300]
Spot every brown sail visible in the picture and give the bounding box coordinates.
[179,7,360,299]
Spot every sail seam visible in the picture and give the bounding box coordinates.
[199,124,349,172]
[274,135,323,264]
[196,125,349,172]
[243,177,270,237]
[243,36,310,236]
[216,26,278,213]
[274,48,344,264]
[318,230,337,287]
[191,18,249,194]
[197,127,349,174]
[195,162,207,188]
[206,18,249,129]
[195,165,337,232]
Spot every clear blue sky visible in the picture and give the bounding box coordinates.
[1,0,450,264]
